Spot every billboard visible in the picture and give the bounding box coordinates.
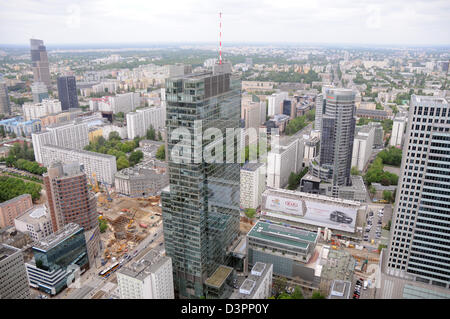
[263,195,357,233]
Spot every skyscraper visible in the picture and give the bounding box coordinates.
[161,63,241,298]
[0,80,11,115]
[386,95,449,289]
[0,244,31,299]
[314,89,356,191]
[30,39,51,87]
[57,76,79,110]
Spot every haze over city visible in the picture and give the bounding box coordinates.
[1,0,450,46]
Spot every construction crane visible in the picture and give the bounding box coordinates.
[127,209,137,229]
[101,181,112,202]
[91,172,100,193]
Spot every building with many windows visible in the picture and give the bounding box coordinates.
[162,64,241,298]
[240,162,266,209]
[0,80,10,115]
[0,194,33,228]
[126,105,166,139]
[14,205,53,242]
[386,95,450,289]
[23,99,62,121]
[0,244,31,299]
[57,76,79,110]
[117,250,174,299]
[30,39,51,87]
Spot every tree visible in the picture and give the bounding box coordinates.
[351,166,360,176]
[156,145,165,161]
[99,218,108,233]
[311,291,325,299]
[116,156,130,170]
[146,126,156,140]
[244,208,256,219]
[129,150,144,166]
[272,277,287,297]
[157,131,162,141]
[108,131,121,141]
[291,286,304,299]
[0,125,5,138]
[383,190,393,203]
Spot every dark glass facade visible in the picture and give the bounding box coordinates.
[57,76,79,110]
[162,70,241,298]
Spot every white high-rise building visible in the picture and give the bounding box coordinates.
[32,122,89,164]
[267,92,288,116]
[0,244,31,299]
[351,125,375,171]
[386,95,450,288]
[117,251,174,299]
[126,105,166,139]
[267,138,304,189]
[240,163,266,209]
[93,92,140,114]
[390,114,407,147]
[23,99,62,121]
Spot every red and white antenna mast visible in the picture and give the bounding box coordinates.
[219,12,222,65]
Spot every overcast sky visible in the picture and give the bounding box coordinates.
[1,0,449,46]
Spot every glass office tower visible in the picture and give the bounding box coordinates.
[162,64,241,298]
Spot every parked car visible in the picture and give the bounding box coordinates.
[330,211,353,224]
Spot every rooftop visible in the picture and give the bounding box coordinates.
[329,280,352,299]
[0,194,31,208]
[118,250,168,281]
[230,263,273,299]
[33,223,83,252]
[42,144,116,160]
[205,265,234,289]
[248,221,317,250]
[15,205,50,224]
[0,244,20,263]
[241,162,264,172]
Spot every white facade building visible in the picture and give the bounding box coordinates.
[91,92,140,114]
[390,114,407,147]
[32,122,89,164]
[40,145,117,185]
[240,163,266,209]
[267,138,304,188]
[267,92,288,116]
[14,205,53,242]
[230,262,273,299]
[351,125,375,171]
[23,99,62,121]
[117,251,174,299]
[126,105,166,139]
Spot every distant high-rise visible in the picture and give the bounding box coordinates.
[386,95,450,289]
[30,39,51,87]
[31,82,49,103]
[312,89,356,192]
[162,62,241,298]
[0,81,11,115]
[57,76,79,110]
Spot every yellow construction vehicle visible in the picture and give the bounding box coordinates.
[91,173,100,193]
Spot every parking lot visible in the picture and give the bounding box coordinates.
[362,204,392,246]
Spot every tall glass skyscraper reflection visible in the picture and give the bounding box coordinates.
[162,63,241,298]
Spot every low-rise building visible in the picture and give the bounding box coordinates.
[115,165,169,198]
[14,205,53,242]
[117,250,174,299]
[230,262,273,299]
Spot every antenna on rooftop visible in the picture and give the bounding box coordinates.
[219,12,222,65]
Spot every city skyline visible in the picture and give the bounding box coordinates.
[0,0,450,46]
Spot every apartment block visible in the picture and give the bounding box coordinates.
[0,194,33,228]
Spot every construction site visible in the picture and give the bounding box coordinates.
[89,174,163,265]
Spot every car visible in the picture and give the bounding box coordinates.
[330,211,353,224]
[369,211,374,217]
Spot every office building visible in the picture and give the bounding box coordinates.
[162,65,241,298]
[40,145,116,185]
[267,138,304,189]
[126,105,166,140]
[390,114,407,147]
[31,82,49,103]
[30,39,51,87]
[14,205,54,242]
[267,92,288,116]
[351,125,375,171]
[240,163,266,210]
[230,262,273,299]
[23,99,62,121]
[32,122,89,163]
[26,223,89,295]
[386,96,450,289]
[44,162,97,232]
[57,76,79,110]
[0,80,10,115]
[0,194,33,228]
[115,166,169,198]
[0,244,31,299]
[369,121,384,149]
[117,250,174,299]
[311,89,356,195]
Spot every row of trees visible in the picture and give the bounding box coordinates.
[364,157,399,186]
[285,110,315,136]
[0,143,47,175]
[146,126,162,141]
[84,133,144,170]
[0,176,42,202]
